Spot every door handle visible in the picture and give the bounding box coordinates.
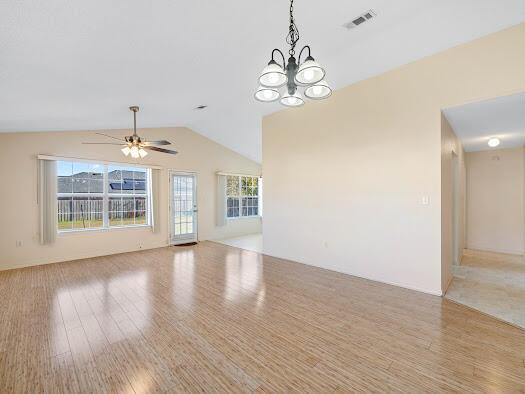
[193,209,198,212]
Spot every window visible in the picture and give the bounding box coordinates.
[57,161,150,231]
[107,165,148,227]
[226,175,260,218]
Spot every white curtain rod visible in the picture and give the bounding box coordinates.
[37,154,163,170]
[216,171,262,177]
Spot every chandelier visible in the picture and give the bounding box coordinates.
[255,0,332,107]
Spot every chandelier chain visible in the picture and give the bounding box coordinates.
[286,0,300,56]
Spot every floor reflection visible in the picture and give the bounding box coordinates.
[172,249,195,311]
[3,242,525,392]
[52,269,151,360]
[224,249,265,308]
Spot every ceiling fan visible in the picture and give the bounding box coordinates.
[83,106,178,158]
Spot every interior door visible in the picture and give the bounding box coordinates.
[170,172,198,244]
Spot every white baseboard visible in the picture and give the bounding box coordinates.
[0,243,170,272]
[465,245,524,256]
[262,250,443,297]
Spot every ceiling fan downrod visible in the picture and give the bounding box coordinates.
[130,106,139,139]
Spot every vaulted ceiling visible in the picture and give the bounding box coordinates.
[1,0,525,162]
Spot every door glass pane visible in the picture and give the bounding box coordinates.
[172,175,196,240]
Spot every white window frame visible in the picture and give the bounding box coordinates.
[57,161,151,233]
[225,175,261,220]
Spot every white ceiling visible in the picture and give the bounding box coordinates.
[1,1,525,162]
[444,91,525,152]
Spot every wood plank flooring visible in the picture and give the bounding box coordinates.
[1,241,524,393]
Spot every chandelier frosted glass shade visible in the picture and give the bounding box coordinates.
[295,59,325,85]
[304,80,332,100]
[121,146,131,156]
[280,91,304,107]
[259,61,287,88]
[255,86,280,102]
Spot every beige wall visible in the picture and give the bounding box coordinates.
[0,127,261,271]
[466,147,524,255]
[263,23,525,296]
[441,115,466,292]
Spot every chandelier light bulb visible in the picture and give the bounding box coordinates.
[303,69,314,82]
[255,86,280,102]
[295,58,325,86]
[304,80,332,100]
[280,91,304,107]
[268,74,279,84]
[259,61,287,88]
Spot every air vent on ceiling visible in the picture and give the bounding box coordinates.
[343,10,377,30]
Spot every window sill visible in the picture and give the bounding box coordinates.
[58,224,152,235]
[226,215,262,221]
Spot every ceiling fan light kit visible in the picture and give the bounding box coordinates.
[255,0,331,107]
[83,106,178,159]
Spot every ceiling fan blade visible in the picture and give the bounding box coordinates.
[95,132,126,142]
[142,140,171,146]
[82,142,125,145]
[145,146,178,155]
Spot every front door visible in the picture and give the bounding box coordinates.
[170,172,198,244]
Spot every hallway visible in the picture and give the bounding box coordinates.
[446,249,525,329]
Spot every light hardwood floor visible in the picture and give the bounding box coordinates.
[1,242,524,393]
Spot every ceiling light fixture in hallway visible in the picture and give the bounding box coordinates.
[488,137,501,148]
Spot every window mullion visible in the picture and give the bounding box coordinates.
[239,195,243,217]
[237,175,241,217]
[103,164,109,228]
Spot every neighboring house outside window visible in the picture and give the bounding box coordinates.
[57,161,149,231]
[226,175,260,219]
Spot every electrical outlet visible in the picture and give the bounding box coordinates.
[421,196,430,205]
